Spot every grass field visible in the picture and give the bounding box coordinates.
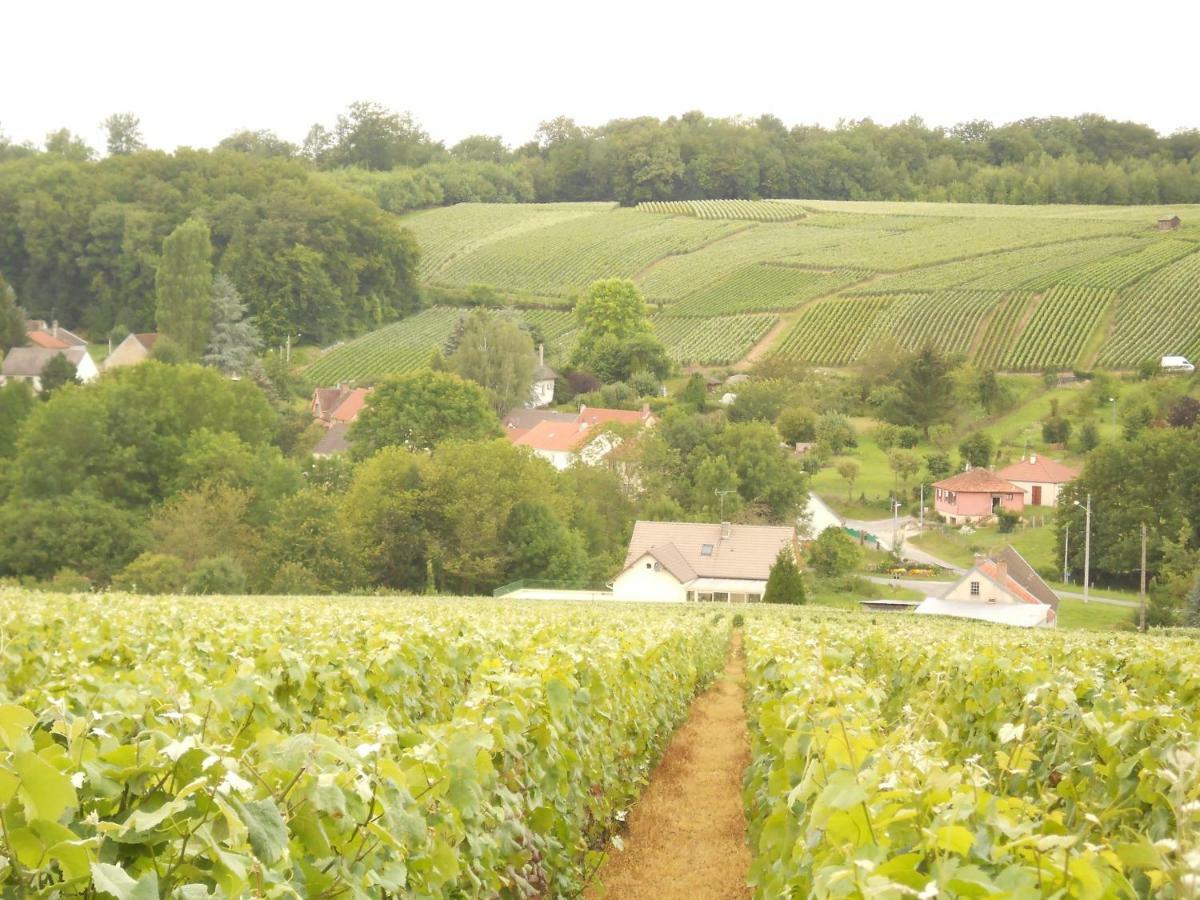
[391,199,1200,372]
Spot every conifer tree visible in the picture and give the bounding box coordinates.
[763,545,805,605]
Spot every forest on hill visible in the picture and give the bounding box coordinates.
[1,104,1198,341]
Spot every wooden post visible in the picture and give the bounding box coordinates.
[1139,522,1148,633]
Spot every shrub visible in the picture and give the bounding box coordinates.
[186,556,247,595]
[895,426,921,449]
[1042,416,1072,444]
[48,568,93,593]
[112,553,188,594]
[270,561,324,595]
[996,509,1020,534]
[808,527,863,577]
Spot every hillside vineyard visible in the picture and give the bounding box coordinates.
[304,199,1200,380]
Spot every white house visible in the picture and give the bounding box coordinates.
[513,404,654,471]
[1162,355,1195,374]
[997,454,1079,507]
[915,547,1057,627]
[612,520,798,603]
[0,347,100,391]
[529,344,557,408]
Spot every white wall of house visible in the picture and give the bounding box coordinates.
[530,378,555,408]
[77,352,100,383]
[945,568,1019,604]
[530,447,574,470]
[612,560,688,603]
[1007,479,1065,507]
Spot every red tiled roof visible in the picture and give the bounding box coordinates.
[27,331,71,350]
[578,405,652,427]
[934,468,1021,493]
[998,455,1078,485]
[513,419,588,452]
[331,388,370,423]
[977,560,1042,605]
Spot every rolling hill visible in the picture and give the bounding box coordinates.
[307,200,1200,382]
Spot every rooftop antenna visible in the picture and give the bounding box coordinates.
[715,489,737,522]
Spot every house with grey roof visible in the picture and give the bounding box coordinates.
[1,346,99,391]
[612,520,798,603]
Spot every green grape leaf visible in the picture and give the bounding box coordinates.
[232,796,289,865]
[0,704,36,750]
[14,750,77,822]
[91,862,159,900]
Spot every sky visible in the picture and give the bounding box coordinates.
[4,0,1197,153]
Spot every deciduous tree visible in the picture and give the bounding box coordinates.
[351,370,499,453]
[156,218,213,359]
[448,309,536,415]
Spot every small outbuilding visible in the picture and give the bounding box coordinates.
[933,468,1024,525]
[915,547,1057,627]
[1157,216,1181,231]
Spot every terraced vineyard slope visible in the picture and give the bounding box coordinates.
[338,200,1200,376]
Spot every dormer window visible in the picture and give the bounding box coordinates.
[701,544,714,557]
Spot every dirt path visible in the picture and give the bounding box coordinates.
[586,633,752,899]
[735,315,794,369]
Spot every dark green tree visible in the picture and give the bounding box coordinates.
[886,345,957,434]
[762,546,805,604]
[186,556,247,595]
[0,380,35,456]
[808,527,862,577]
[959,432,995,469]
[0,271,24,351]
[502,501,589,584]
[38,353,80,398]
[156,218,214,359]
[350,370,499,454]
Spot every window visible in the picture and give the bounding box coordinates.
[970,581,980,596]
[701,544,714,557]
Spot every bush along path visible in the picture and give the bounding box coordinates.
[586,631,752,898]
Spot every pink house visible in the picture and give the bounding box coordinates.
[933,468,1025,525]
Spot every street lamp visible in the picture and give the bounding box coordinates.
[1072,493,1092,603]
[1108,397,1117,429]
[890,497,903,554]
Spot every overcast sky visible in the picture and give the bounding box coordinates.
[4,0,1196,153]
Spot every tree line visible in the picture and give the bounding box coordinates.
[0,145,420,342]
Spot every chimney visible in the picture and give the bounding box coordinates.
[720,522,731,539]
[1030,452,1037,464]
[538,343,544,366]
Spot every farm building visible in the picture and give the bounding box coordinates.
[915,547,1057,627]
[933,468,1024,525]
[613,520,798,603]
[104,332,158,370]
[0,346,99,391]
[24,320,87,349]
[997,454,1078,507]
[1157,216,1181,231]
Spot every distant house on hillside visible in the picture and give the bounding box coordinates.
[1157,215,1181,231]
[104,333,159,370]
[529,344,557,408]
[613,520,798,603]
[25,320,87,349]
[0,347,99,391]
[933,467,1024,525]
[309,385,371,457]
[997,454,1078,507]
[915,546,1057,627]
[513,404,655,470]
[502,407,576,442]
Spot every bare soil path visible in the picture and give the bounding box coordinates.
[586,633,752,899]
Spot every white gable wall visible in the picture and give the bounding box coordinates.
[1006,479,1066,507]
[612,555,688,603]
[945,565,1021,604]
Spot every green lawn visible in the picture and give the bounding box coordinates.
[909,516,1059,572]
[1055,597,1135,630]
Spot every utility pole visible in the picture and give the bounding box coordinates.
[1062,523,1070,585]
[1109,396,1117,429]
[891,497,902,555]
[919,483,925,531]
[1082,493,1091,605]
[1139,522,1148,633]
